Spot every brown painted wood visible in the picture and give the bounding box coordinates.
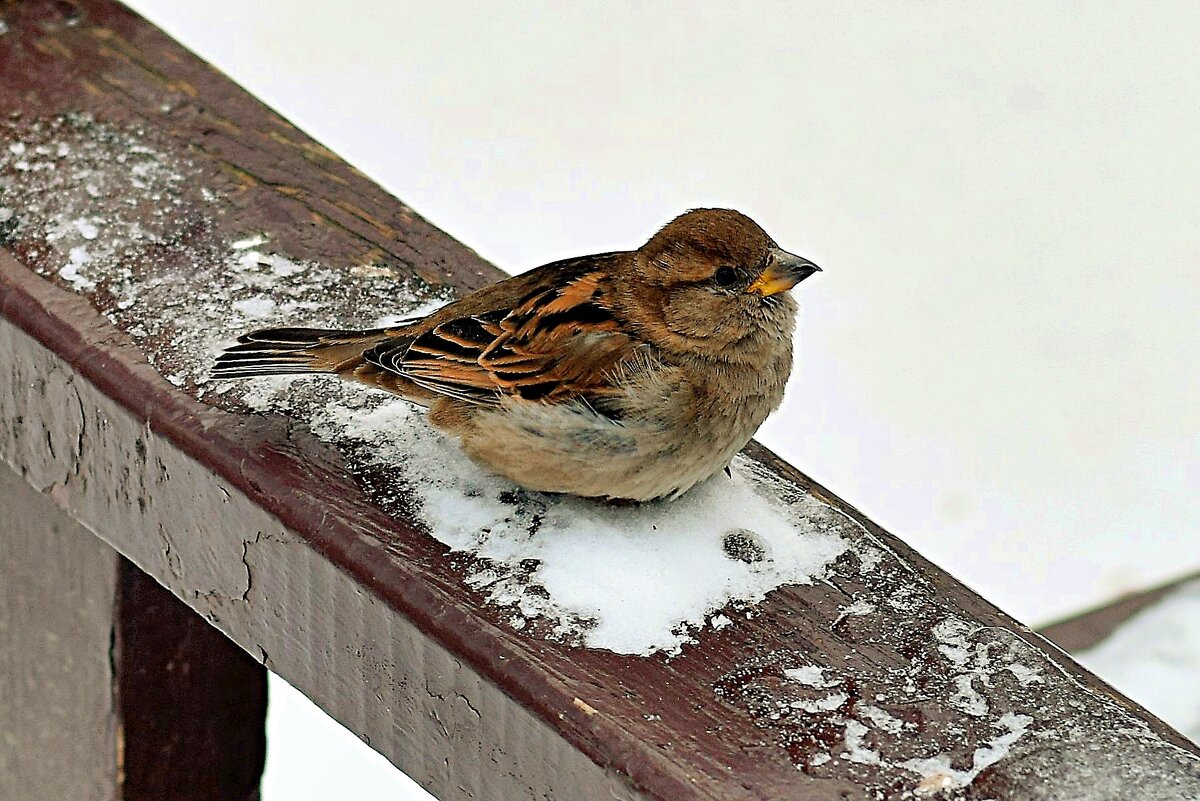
[0,463,120,801]
[116,557,267,801]
[1040,571,1200,654]
[0,463,266,801]
[2,2,1200,800]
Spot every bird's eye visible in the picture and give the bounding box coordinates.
[713,266,738,287]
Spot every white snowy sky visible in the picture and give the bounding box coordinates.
[116,2,1200,798]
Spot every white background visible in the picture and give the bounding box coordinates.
[122,3,1200,798]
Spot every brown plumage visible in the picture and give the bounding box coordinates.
[213,209,819,501]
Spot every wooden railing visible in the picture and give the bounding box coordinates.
[2,2,1198,799]
[1040,571,1200,654]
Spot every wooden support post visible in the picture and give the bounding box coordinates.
[0,465,267,801]
[115,556,267,801]
[0,464,121,799]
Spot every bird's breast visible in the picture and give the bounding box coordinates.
[445,337,794,502]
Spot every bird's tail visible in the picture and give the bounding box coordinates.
[211,326,392,379]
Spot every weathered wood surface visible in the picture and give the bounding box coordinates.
[0,464,120,800]
[0,463,266,801]
[2,2,1199,800]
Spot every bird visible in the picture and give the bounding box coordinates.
[212,208,820,502]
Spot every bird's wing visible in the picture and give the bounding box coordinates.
[363,262,635,407]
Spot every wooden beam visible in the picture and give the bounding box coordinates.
[0,464,120,799]
[2,2,1198,799]
[115,556,267,801]
[1041,572,1200,654]
[0,464,266,801]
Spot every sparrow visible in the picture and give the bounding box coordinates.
[213,209,820,502]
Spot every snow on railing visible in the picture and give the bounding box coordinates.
[3,3,1199,800]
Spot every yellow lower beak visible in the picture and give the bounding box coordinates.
[747,249,821,297]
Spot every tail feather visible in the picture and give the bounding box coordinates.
[211,326,392,379]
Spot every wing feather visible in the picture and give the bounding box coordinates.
[362,264,633,407]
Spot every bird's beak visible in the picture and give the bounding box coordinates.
[746,248,821,297]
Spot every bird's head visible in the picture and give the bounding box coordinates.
[624,208,819,360]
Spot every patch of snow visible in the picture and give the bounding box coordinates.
[949,673,988,717]
[1004,661,1043,687]
[784,665,835,688]
[58,247,94,291]
[933,617,974,666]
[73,218,99,240]
[268,254,306,277]
[307,393,851,654]
[349,263,396,278]
[842,719,882,765]
[885,586,919,612]
[373,299,449,328]
[900,712,1033,795]
[792,693,848,714]
[232,297,278,319]
[927,617,1046,728]
[857,704,904,735]
[855,545,884,572]
[231,233,269,250]
[833,598,875,627]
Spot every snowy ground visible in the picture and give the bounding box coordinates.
[86,1,1200,798]
[1077,580,1200,744]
